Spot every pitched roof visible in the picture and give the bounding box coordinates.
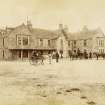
[8,23,32,35]
[8,23,59,39]
[32,28,59,39]
[0,32,2,37]
[67,28,105,40]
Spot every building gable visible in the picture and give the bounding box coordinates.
[8,23,32,36]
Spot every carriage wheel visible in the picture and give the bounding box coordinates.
[29,59,34,65]
[29,59,36,65]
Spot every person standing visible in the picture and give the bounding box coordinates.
[40,51,44,65]
[89,52,92,59]
[48,52,52,64]
[96,53,99,60]
[68,50,72,60]
[84,50,88,59]
[55,51,59,63]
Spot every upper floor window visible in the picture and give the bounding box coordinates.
[17,36,22,45]
[17,35,29,46]
[40,39,43,46]
[52,39,56,47]
[101,40,104,46]
[74,40,76,47]
[68,41,70,47]
[48,40,51,47]
[23,36,29,45]
[84,40,87,47]
[98,40,104,47]
[99,40,101,46]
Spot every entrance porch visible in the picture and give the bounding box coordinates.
[10,49,56,60]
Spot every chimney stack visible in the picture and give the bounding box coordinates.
[27,17,32,30]
[59,24,63,30]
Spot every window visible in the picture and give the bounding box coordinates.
[17,36,22,45]
[84,40,87,47]
[17,35,29,46]
[98,40,104,47]
[68,41,70,47]
[73,40,76,48]
[102,40,104,46]
[96,39,98,46]
[40,39,43,46]
[23,36,28,45]
[99,49,100,53]
[23,50,28,58]
[18,51,21,58]
[48,40,51,47]
[3,38,4,47]
[74,40,76,46]
[52,39,56,47]
[60,39,63,49]
[102,49,104,53]
[100,40,102,46]
[99,49,104,53]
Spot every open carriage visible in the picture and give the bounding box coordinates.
[29,51,44,65]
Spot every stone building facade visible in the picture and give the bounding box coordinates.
[0,22,105,60]
[67,26,105,54]
[6,22,60,60]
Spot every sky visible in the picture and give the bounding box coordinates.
[0,0,105,32]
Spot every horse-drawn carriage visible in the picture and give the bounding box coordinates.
[29,51,45,65]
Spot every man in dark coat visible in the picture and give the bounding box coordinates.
[68,50,72,60]
[55,52,59,63]
[84,50,88,59]
[96,53,99,60]
[89,52,92,59]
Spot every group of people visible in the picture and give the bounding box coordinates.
[31,51,44,64]
[30,49,105,65]
[48,51,60,64]
[31,51,60,65]
[68,49,105,60]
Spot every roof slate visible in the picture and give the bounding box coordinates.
[8,23,59,39]
[8,24,32,35]
[32,28,59,39]
[67,28,105,40]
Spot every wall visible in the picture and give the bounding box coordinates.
[56,33,68,57]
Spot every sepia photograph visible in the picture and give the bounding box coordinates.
[0,0,105,105]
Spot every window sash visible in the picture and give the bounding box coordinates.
[17,35,29,46]
[40,39,43,46]
[48,40,51,47]
[84,40,87,46]
[23,37,29,45]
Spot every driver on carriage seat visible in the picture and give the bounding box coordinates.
[32,51,37,58]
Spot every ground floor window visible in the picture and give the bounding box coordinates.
[18,51,21,58]
[2,50,4,59]
[99,49,104,54]
[17,50,29,59]
[23,50,28,58]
